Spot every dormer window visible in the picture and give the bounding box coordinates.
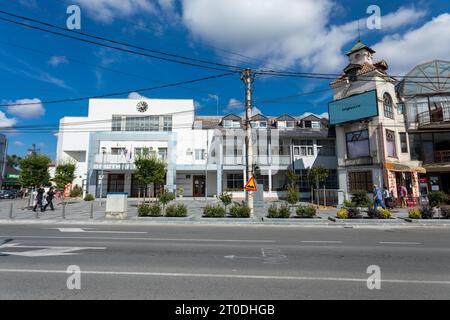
[278,121,295,129]
[223,119,240,128]
[252,121,267,128]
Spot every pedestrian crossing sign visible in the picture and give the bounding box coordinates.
[244,176,257,191]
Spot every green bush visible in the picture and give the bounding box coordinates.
[367,208,378,219]
[159,192,176,205]
[266,204,291,218]
[138,203,161,217]
[229,202,251,218]
[296,205,316,218]
[427,191,448,208]
[343,199,355,208]
[203,204,226,218]
[408,208,421,219]
[267,204,279,218]
[377,208,392,219]
[337,208,348,219]
[420,206,435,219]
[347,207,362,218]
[165,203,188,217]
[350,190,372,207]
[84,194,94,201]
[219,192,233,212]
[440,206,450,219]
[286,187,299,205]
[70,188,83,198]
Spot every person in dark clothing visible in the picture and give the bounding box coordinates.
[43,187,55,211]
[33,186,45,212]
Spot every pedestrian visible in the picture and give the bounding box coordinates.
[399,185,408,208]
[43,187,55,211]
[373,185,386,210]
[383,185,393,209]
[33,186,45,212]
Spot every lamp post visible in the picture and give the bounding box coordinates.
[99,147,106,207]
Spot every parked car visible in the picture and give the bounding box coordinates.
[0,190,17,199]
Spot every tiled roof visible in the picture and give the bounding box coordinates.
[347,40,376,56]
[331,60,389,85]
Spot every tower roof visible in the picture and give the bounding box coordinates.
[346,40,376,56]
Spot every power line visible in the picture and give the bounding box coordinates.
[0,72,235,108]
[0,10,242,72]
[0,15,237,73]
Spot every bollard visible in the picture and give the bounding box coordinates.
[9,203,13,219]
[62,201,66,219]
[90,201,94,219]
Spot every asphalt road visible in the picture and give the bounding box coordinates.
[1,223,450,299]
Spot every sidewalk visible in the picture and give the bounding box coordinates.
[0,198,448,227]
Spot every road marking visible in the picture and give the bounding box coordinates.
[0,268,449,285]
[225,247,288,264]
[56,228,147,234]
[0,235,275,243]
[300,240,343,244]
[379,242,421,245]
[0,242,106,257]
[224,255,262,260]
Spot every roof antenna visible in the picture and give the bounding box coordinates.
[357,20,361,42]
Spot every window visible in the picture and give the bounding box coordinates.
[223,120,240,128]
[111,147,125,155]
[195,149,205,160]
[135,147,154,158]
[226,173,243,190]
[125,116,149,131]
[346,130,370,159]
[149,116,159,131]
[397,103,405,115]
[311,121,321,128]
[112,116,122,131]
[399,133,408,153]
[294,169,338,192]
[317,139,336,156]
[163,116,172,131]
[255,175,269,191]
[293,139,314,156]
[252,121,267,128]
[348,171,373,193]
[277,121,295,129]
[158,148,168,160]
[386,129,396,157]
[383,93,394,119]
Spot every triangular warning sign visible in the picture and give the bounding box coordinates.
[244,176,257,191]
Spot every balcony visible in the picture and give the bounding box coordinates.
[434,150,450,163]
[417,104,450,127]
[222,155,291,166]
[93,153,167,170]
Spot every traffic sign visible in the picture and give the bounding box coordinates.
[244,176,257,191]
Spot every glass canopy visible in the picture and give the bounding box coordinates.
[403,60,450,97]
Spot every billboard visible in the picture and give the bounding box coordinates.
[328,90,378,125]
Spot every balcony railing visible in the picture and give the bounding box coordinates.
[434,150,450,163]
[417,104,450,127]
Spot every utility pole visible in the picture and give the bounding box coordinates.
[28,144,40,156]
[241,68,254,214]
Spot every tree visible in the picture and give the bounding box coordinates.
[19,154,52,188]
[134,156,166,203]
[53,163,76,189]
[284,170,298,189]
[7,154,22,168]
[307,166,329,205]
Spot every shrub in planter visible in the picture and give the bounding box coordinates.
[420,206,435,219]
[350,190,372,208]
[138,203,161,217]
[219,192,233,213]
[440,205,450,219]
[343,199,355,208]
[159,192,176,214]
[286,187,299,205]
[70,188,83,198]
[408,208,421,219]
[267,204,279,218]
[347,207,362,219]
[377,208,392,219]
[278,205,291,218]
[229,202,251,218]
[428,191,448,208]
[296,205,316,218]
[337,208,348,219]
[84,194,94,201]
[165,203,188,217]
[367,208,378,219]
[203,204,225,218]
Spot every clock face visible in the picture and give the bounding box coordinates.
[136,101,148,113]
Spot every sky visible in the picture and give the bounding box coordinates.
[0,0,449,159]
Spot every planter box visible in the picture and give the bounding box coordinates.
[329,217,403,224]
[403,218,450,224]
[262,217,325,223]
[133,215,194,221]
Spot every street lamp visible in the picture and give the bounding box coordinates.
[99,147,106,207]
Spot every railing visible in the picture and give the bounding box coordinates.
[417,104,450,127]
[434,150,450,163]
[222,155,291,166]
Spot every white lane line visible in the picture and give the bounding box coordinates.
[379,242,422,245]
[0,235,275,243]
[56,228,147,234]
[300,240,343,244]
[0,268,449,285]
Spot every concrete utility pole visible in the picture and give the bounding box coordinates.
[241,68,254,214]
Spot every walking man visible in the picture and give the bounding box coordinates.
[33,186,45,212]
[373,185,386,210]
[399,185,408,208]
[43,187,55,211]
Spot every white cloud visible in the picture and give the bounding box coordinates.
[239,106,262,118]
[13,141,25,146]
[224,98,243,113]
[181,1,426,72]
[48,56,68,66]
[128,92,149,99]
[0,111,16,127]
[374,13,450,75]
[7,98,45,119]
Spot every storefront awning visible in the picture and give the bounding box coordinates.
[385,162,426,174]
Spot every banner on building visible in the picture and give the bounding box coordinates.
[328,89,378,125]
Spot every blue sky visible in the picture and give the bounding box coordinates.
[1,0,449,159]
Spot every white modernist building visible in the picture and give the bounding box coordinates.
[56,98,338,202]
